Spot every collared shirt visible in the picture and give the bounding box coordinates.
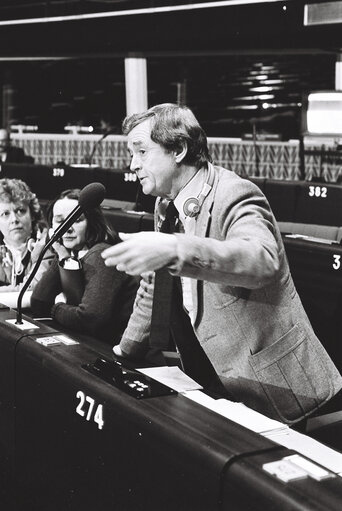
[1,241,30,286]
[173,167,208,323]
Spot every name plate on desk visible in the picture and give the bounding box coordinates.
[263,454,334,483]
[263,458,309,482]
[35,335,79,347]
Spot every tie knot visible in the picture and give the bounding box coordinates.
[165,201,179,221]
[160,201,179,233]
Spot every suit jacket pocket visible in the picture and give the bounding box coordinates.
[248,324,333,424]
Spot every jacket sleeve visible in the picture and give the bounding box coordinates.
[119,272,154,358]
[50,247,128,336]
[170,179,281,289]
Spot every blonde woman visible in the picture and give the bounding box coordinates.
[0,178,52,306]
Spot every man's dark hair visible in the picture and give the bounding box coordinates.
[122,103,212,169]
[47,188,120,248]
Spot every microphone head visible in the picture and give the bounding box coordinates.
[79,182,106,210]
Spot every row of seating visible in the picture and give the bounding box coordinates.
[100,176,342,242]
[2,163,342,228]
[250,177,342,225]
[102,174,342,240]
[278,222,342,243]
[101,206,154,233]
[0,162,142,205]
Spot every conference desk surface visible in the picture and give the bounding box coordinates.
[0,308,341,510]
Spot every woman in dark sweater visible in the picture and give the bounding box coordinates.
[31,189,138,344]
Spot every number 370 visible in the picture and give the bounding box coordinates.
[76,390,104,430]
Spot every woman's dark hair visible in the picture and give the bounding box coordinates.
[122,103,212,170]
[47,188,120,248]
[0,178,47,243]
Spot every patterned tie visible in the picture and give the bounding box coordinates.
[149,201,224,391]
[148,201,180,365]
[161,200,179,234]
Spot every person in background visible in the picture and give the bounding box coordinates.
[0,128,34,164]
[101,103,342,425]
[31,189,138,344]
[0,178,51,297]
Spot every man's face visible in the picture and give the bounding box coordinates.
[127,119,178,199]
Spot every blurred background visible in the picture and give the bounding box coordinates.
[0,0,339,141]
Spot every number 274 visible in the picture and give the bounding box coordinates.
[76,390,104,430]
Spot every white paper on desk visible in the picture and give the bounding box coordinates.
[137,366,203,393]
[210,398,287,434]
[264,428,342,475]
[183,391,287,435]
[182,390,218,409]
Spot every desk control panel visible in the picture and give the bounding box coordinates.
[84,357,177,399]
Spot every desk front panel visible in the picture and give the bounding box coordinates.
[0,310,340,510]
[13,321,282,510]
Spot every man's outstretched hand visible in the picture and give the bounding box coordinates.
[101,231,177,276]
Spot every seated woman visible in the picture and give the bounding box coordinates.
[31,188,138,344]
[0,178,51,307]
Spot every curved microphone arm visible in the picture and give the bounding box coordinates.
[16,236,56,324]
[16,207,82,324]
[88,130,114,166]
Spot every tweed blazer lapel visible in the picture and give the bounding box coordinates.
[191,164,219,324]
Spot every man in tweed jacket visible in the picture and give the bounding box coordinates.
[102,103,342,424]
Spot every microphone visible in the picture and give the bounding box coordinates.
[15,182,106,326]
[87,129,116,166]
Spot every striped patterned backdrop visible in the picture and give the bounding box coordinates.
[11,133,341,183]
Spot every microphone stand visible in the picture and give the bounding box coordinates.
[16,204,82,324]
[16,237,56,325]
[87,129,114,166]
[16,206,81,325]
